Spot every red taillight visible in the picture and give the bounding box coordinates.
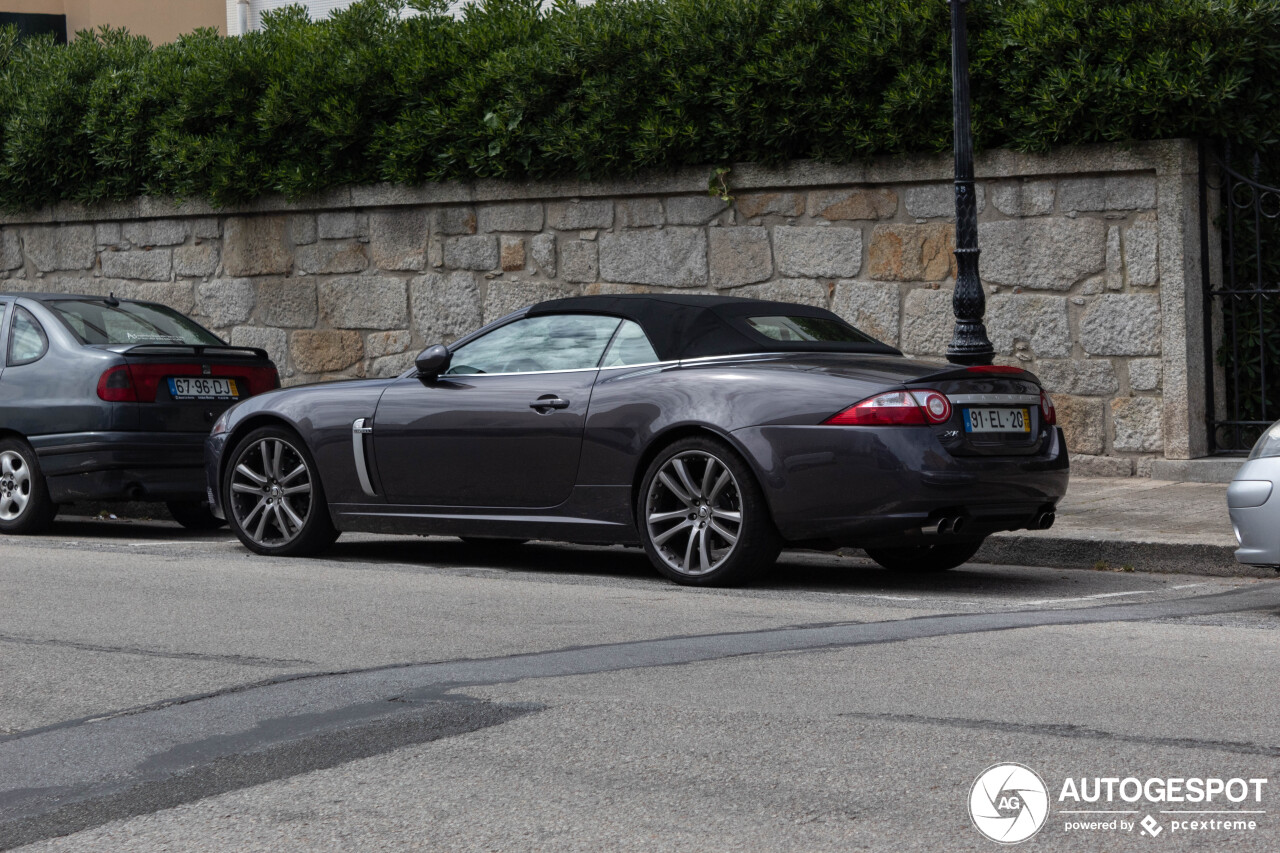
[97,363,279,403]
[1040,389,1057,425]
[237,365,281,394]
[824,389,951,426]
[966,365,1024,375]
[913,390,952,424]
[97,366,137,402]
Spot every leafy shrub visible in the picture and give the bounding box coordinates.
[0,0,1279,209]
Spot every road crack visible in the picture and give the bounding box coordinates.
[0,633,312,668]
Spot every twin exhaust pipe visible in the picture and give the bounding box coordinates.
[1031,510,1056,530]
[925,509,1055,536]
[932,515,968,536]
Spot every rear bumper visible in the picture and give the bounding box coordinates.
[31,431,209,503]
[734,424,1070,545]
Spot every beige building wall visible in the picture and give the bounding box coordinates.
[3,1,64,12]
[3,0,224,41]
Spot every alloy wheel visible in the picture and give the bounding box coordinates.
[0,450,31,522]
[644,450,743,577]
[228,437,314,548]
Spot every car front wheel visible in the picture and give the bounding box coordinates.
[638,436,780,586]
[224,426,337,557]
[0,438,57,535]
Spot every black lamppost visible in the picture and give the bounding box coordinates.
[945,0,995,366]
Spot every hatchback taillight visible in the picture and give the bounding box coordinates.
[96,366,137,402]
[825,389,951,426]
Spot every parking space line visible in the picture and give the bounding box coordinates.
[1022,589,1157,607]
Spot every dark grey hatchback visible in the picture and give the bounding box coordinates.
[0,293,278,534]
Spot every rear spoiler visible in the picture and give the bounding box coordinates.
[120,344,271,360]
[908,364,1039,383]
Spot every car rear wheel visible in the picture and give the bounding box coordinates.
[638,437,781,586]
[863,540,984,573]
[0,439,57,535]
[224,426,337,557]
[166,501,227,531]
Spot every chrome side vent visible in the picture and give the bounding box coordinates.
[352,418,377,497]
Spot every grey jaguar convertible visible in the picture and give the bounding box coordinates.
[206,295,1069,585]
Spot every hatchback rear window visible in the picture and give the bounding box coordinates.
[744,315,875,344]
[48,299,222,346]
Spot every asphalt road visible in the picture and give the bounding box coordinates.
[2,516,1279,851]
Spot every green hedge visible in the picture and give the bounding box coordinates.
[0,0,1277,209]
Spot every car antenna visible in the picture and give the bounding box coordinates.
[105,291,120,307]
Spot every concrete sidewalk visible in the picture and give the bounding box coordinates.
[976,476,1267,577]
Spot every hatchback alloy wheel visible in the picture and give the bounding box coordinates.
[0,438,58,534]
[0,450,31,523]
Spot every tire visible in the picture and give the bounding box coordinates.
[863,540,984,573]
[637,436,781,586]
[166,500,227,531]
[0,438,58,535]
[223,426,338,557]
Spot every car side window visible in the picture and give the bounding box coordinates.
[8,307,48,366]
[446,315,622,375]
[601,320,659,367]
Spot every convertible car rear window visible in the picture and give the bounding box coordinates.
[48,299,222,346]
[447,314,622,374]
[744,316,876,344]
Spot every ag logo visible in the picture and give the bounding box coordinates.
[969,763,1049,844]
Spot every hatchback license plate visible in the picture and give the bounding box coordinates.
[169,377,239,400]
[963,407,1030,433]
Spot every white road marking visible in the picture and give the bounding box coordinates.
[127,541,224,547]
[1023,589,1156,606]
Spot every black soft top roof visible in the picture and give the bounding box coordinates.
[526,294,900,361]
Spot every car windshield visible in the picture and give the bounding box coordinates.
[744,315,876,344]
[47,299,222,346]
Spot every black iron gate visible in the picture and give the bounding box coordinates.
[1201,140,1280,455]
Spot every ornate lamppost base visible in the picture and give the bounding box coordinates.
[946,319,997,366]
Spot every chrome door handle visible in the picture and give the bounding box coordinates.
[530,397,570,410]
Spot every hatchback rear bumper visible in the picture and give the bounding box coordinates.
[31,431,208,503]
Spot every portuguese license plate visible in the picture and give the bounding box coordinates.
[963,407,1031,433]
[168,377,240,400]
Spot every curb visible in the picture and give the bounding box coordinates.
[975,533,1275,579]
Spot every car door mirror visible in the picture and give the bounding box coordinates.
[415,344,452,379]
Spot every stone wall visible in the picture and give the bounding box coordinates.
[0,139,1210,474]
